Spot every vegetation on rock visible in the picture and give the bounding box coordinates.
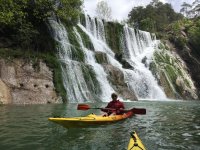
[150,43,198,100]
[104,21,124,54]
[81,64,101,100]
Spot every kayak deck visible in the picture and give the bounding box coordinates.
[127,131,146,150]
[48,111,134,128]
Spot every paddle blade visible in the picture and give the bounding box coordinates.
[132,108,146,115]
[77,104,90,110]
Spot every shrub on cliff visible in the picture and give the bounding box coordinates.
[165,18,200,58]
[187,18,200,56]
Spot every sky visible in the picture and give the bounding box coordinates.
[83,0,192,20]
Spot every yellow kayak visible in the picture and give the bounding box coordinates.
[48,110,134,128]
[127,131,146,150]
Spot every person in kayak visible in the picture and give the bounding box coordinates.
[101,93,125,116]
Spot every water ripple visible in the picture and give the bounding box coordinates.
[0,101,200,150]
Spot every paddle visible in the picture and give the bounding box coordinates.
[77,104,146,115]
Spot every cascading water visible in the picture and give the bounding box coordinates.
[80,15,166,100]
[48,19,98,103]
[48,18,116,102]
[49,14,167,102]
[85,16,106,42]
[122,25,167,99]
[80,16,114,57]
[73,27,115,101]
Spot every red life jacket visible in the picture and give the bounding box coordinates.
[106,100,125,110]
[103,100,125,115]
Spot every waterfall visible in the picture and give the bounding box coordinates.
[48,19,99,103]
[48,14,167,102]
[73,27,115,101]
[85,16,106,42]
[80,15,166,100]
[122,25,166,99]
[79,16,114,57]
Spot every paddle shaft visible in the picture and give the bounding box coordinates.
[77,104,146,114]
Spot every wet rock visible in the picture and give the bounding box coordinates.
[103,64,137,100]
[115,53,134,69]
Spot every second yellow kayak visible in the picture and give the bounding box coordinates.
[127,131,146,150]
[48,110,134,128]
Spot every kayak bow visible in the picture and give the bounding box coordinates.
[127,131,146,150]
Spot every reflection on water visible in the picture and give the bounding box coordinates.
[0,101,200,150]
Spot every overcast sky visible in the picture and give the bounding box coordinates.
[83,0,192,20]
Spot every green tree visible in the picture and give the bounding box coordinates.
[0,0,27,26]
[0,0,83,49]
[188,19,200,56]
[128,6,147,28]
[26,0,82,24]
[128,1,183,32]
[140,18,156,32]
[55,0,83,23]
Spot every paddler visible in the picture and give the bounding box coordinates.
[101,93,125,116]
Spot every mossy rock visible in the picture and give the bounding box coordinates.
[95,52,109,64]
[104,21,124,54]
[65,26,85,62]
[159,70,180,99]
[81,64,101,99]
[76,26,94,51]
[79,13,86,27]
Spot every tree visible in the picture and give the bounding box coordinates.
[150,0,160,7]
[194,4,200,17]
[192,0,200,6]
[54,0,83,23]
[180,0,200,18]
[128,1,183,32]
[0,0,83,49]
[188,19,200,56]
[96,0,112,20]
[180,2,192,17]
[0,0,28,26]
[140,18,156,31]
[192,0,200,17]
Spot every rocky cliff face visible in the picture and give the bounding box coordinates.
[149,41,198,100]
[165,20,200,98]
[175,44,200,98]
[0,59,62,104]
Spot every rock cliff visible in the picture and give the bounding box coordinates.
[0,59,61,104]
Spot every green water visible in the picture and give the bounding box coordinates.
[0,101,200,150]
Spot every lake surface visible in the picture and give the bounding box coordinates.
[0,100,200,150]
